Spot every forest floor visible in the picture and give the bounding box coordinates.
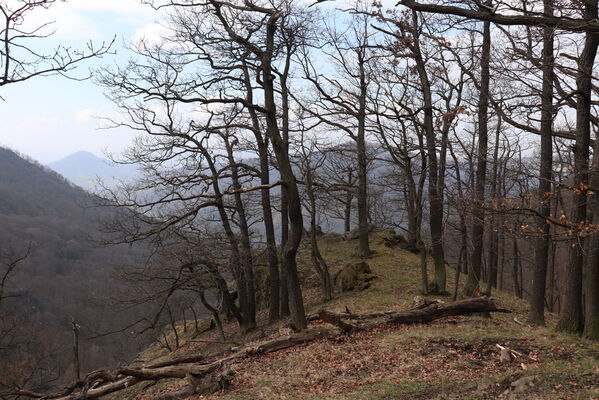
[117,232,599,400]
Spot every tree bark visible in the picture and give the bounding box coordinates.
[262,13,307,329]
[197,144,247,329]
[529,0,554,326]
[583,3,599,340]
[344,172,353,236]
[409,11,446,293]
[71,318,80,383]
[224,134,256,331]
[241,60,280,323]
[465,5,491,296]
[279,186,291,318]
[357,49,371,257]
[512,231,522,299]
[303,153,333,302]
[485,118,502,291]
[557,0,599,334]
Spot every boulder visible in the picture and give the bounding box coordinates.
[333,261,376,292]
[379,230,407,248]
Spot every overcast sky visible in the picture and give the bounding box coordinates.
[0,0,164,164]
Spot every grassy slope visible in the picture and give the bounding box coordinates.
[126,232,599,400]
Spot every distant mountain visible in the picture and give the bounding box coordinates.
[0,147,149,374]
[48,151,139,190]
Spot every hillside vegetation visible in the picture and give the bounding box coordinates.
[0,147,149,380]
[120,233,599,400]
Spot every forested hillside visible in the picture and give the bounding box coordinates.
[0,147,152,390]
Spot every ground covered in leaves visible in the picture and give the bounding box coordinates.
[120,232,599,400]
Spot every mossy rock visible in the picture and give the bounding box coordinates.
[333,261,376,292]
[379,231,407,248]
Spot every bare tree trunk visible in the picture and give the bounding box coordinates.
[548,239,556,311]
[548,187,559,311]
[263,14,306,329]
[344,195,352,235]
[182,309,187,333]
[498,214,505,290]
[298,139,333,302]
[485,118,502,291]
[512,232,522,299]
[241,60,280,323]
[529,0,554,326]
[190,307,199,333]
[558,0,599,334]
[199,291,226,341]
[260,152,281,323]
[161,332,172,352]
[167,306,179,350]
[465,7,491,296]
[280,186,290,318]
[357,51,370,258]
[224,134,256,331]
[420,241,428,295]
[202,261,242,326]
[409,11,446,293]
[583,12,599,340]
[278,42,292,320]
[453,246,463,301]
[71,318,80,383]
[200,146,250,330]
[344,170,353,237]
[449,140,469,279]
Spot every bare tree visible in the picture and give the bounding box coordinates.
[464,0,492,297]
[0,0,112,90]
[299,2,377,257]
[294,126,333,302]
[397,0,599,337]
[100,0,310,330]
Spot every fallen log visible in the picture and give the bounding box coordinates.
[243,327,338,354]
[57,376,139,400]
[142,355,206,369]
[151,369,235,400]
[318,310,362,333]
[8,298,509,400]
[386,297,510,324]
[318,297,510,331]
[48,328,338,400]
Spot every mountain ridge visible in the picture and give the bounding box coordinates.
[48,150,139,190]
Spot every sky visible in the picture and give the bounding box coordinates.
[0,0,384,165]
[0,0,164,164]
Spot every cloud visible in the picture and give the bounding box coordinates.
[131,22,171,47]
[14,0,158,42]
[15,115,60,132]
[75,109,122,127]
[76,109,101,123]
[68,0,156,15]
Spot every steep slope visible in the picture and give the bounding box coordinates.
[48,150,138,190]
[117,233,599,400]
[0,147,148,374]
